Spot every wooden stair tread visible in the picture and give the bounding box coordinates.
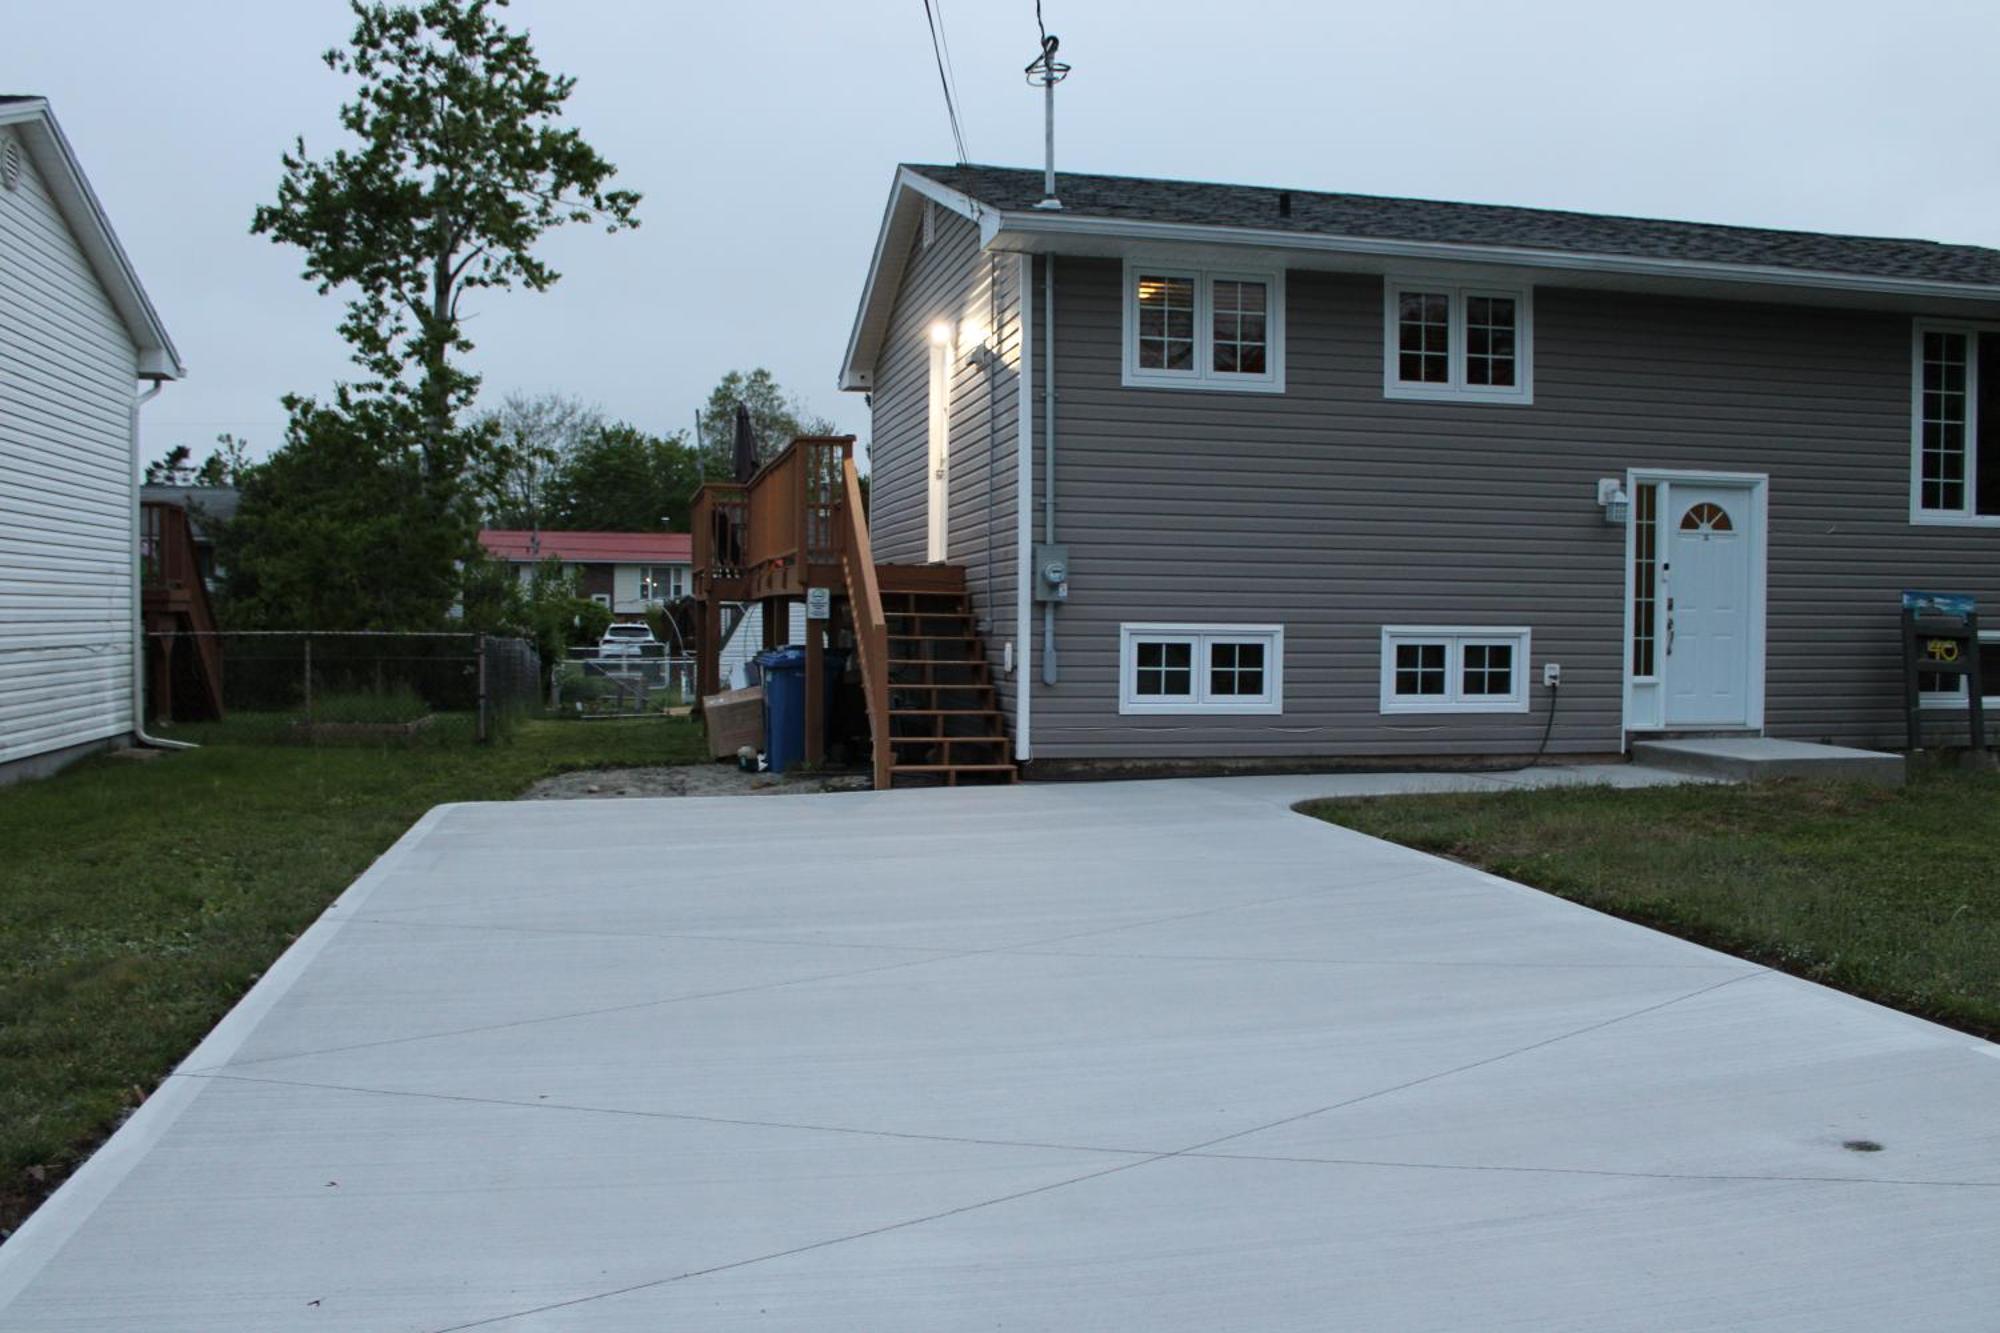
[889,710,1004,719]
[890,764,1019,774]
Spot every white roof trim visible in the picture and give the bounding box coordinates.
[0,98,184,379]
[838,167,982,392]
[981,210,2000,306]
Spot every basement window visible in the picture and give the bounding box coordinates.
[1123,262,1286,392]
[1380,627,1532,713]
[1120,624,1284,715]
[1383,280,1534,404]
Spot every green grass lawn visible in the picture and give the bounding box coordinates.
[0,716,706,1238]
[1302,771,2000,1043]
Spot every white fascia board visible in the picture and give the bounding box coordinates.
[1,100,185,379]
[838,167,991,392]
[985,210,2000,307]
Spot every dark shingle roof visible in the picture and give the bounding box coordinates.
[910,163,2000,288]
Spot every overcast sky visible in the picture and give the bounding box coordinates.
[15,1,2000,470]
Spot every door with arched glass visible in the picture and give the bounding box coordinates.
[1662,484,1757,727]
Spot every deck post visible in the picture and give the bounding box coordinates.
[804,614,825,767]
[150,626,174,725]
[699,596,722,701]
[763,597,786,651]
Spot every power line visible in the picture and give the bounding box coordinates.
[934,0,969,156]
[921,0,969,164]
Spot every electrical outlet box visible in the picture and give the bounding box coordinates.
[1542,662,1562,687]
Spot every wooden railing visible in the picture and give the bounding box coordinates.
[837,453,891,789]
[693,437,859,598]
[691,481,748,595]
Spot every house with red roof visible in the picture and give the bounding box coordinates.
[478,530,693,619]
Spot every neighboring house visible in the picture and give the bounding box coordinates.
[0,97,184,783]
[478,530,692,618]
[715,601,808,689]
[842,163,2000,767]
[138,484,237,593]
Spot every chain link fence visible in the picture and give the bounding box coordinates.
[552,644,694,719]
[143,631,540,745]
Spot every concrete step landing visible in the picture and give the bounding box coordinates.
[1631,736,1905,787]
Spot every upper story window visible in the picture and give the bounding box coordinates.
[1123,262,1285,393]
[1383,279,1534,404]
[1912,321,2000,524]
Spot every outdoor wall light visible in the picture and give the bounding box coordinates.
[928,320,953,346]
[1597,478,1630,526]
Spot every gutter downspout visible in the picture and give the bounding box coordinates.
[130,378,196,751]
[1041,254,1058,685]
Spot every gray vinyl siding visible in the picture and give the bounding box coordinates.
[867,207,1024,732]
[1026,257,2000,759]
[0,125,139,767]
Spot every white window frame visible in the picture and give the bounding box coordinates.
[1910,319,2000,527]
[1918,628,1999,709]
[1379,626,1532,714]
[1122,261,1286,393]
[1382,279,1534,405]
[1119,623,1285,715]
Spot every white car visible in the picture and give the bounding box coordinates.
[597,622,659,660]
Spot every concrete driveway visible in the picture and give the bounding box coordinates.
[2,777,1997,1330]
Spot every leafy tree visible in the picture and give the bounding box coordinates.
[244,0,638,628]
[145,433,252,487]
[214,396,468,630]
[542,423,703,531]
[193,434,253,487]
[460,553,610,665]
[254,0,639,479]
[697,368,839,477]
[473,391,603,527]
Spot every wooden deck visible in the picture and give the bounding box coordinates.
[140,502,225,721]
[692,438,1014,788]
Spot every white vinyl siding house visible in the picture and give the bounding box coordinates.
[0,100,182,779]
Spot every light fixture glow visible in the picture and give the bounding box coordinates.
[928,321,952,346]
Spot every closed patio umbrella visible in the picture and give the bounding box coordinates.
[732,402,761,483]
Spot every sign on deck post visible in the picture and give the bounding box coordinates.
[806,586,831,621]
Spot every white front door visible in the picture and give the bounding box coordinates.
[926,338,949,562]
[1662,484,1755,727]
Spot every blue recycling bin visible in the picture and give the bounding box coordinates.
[755,647,807,773]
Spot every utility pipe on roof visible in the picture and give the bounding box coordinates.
[1041,253,1058,685]
[130,378,196,751]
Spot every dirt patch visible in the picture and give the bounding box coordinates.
[521,763,871,801]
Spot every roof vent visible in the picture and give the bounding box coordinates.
[1,138,21,193]
[1277,191,1292,219]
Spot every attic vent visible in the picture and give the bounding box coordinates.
[1277,191,1292,219]
[921,200,937,248]
[1,139,21,193]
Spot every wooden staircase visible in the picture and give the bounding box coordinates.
[875,565,1017,786]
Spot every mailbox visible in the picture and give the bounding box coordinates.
[1902,591,1985,754]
